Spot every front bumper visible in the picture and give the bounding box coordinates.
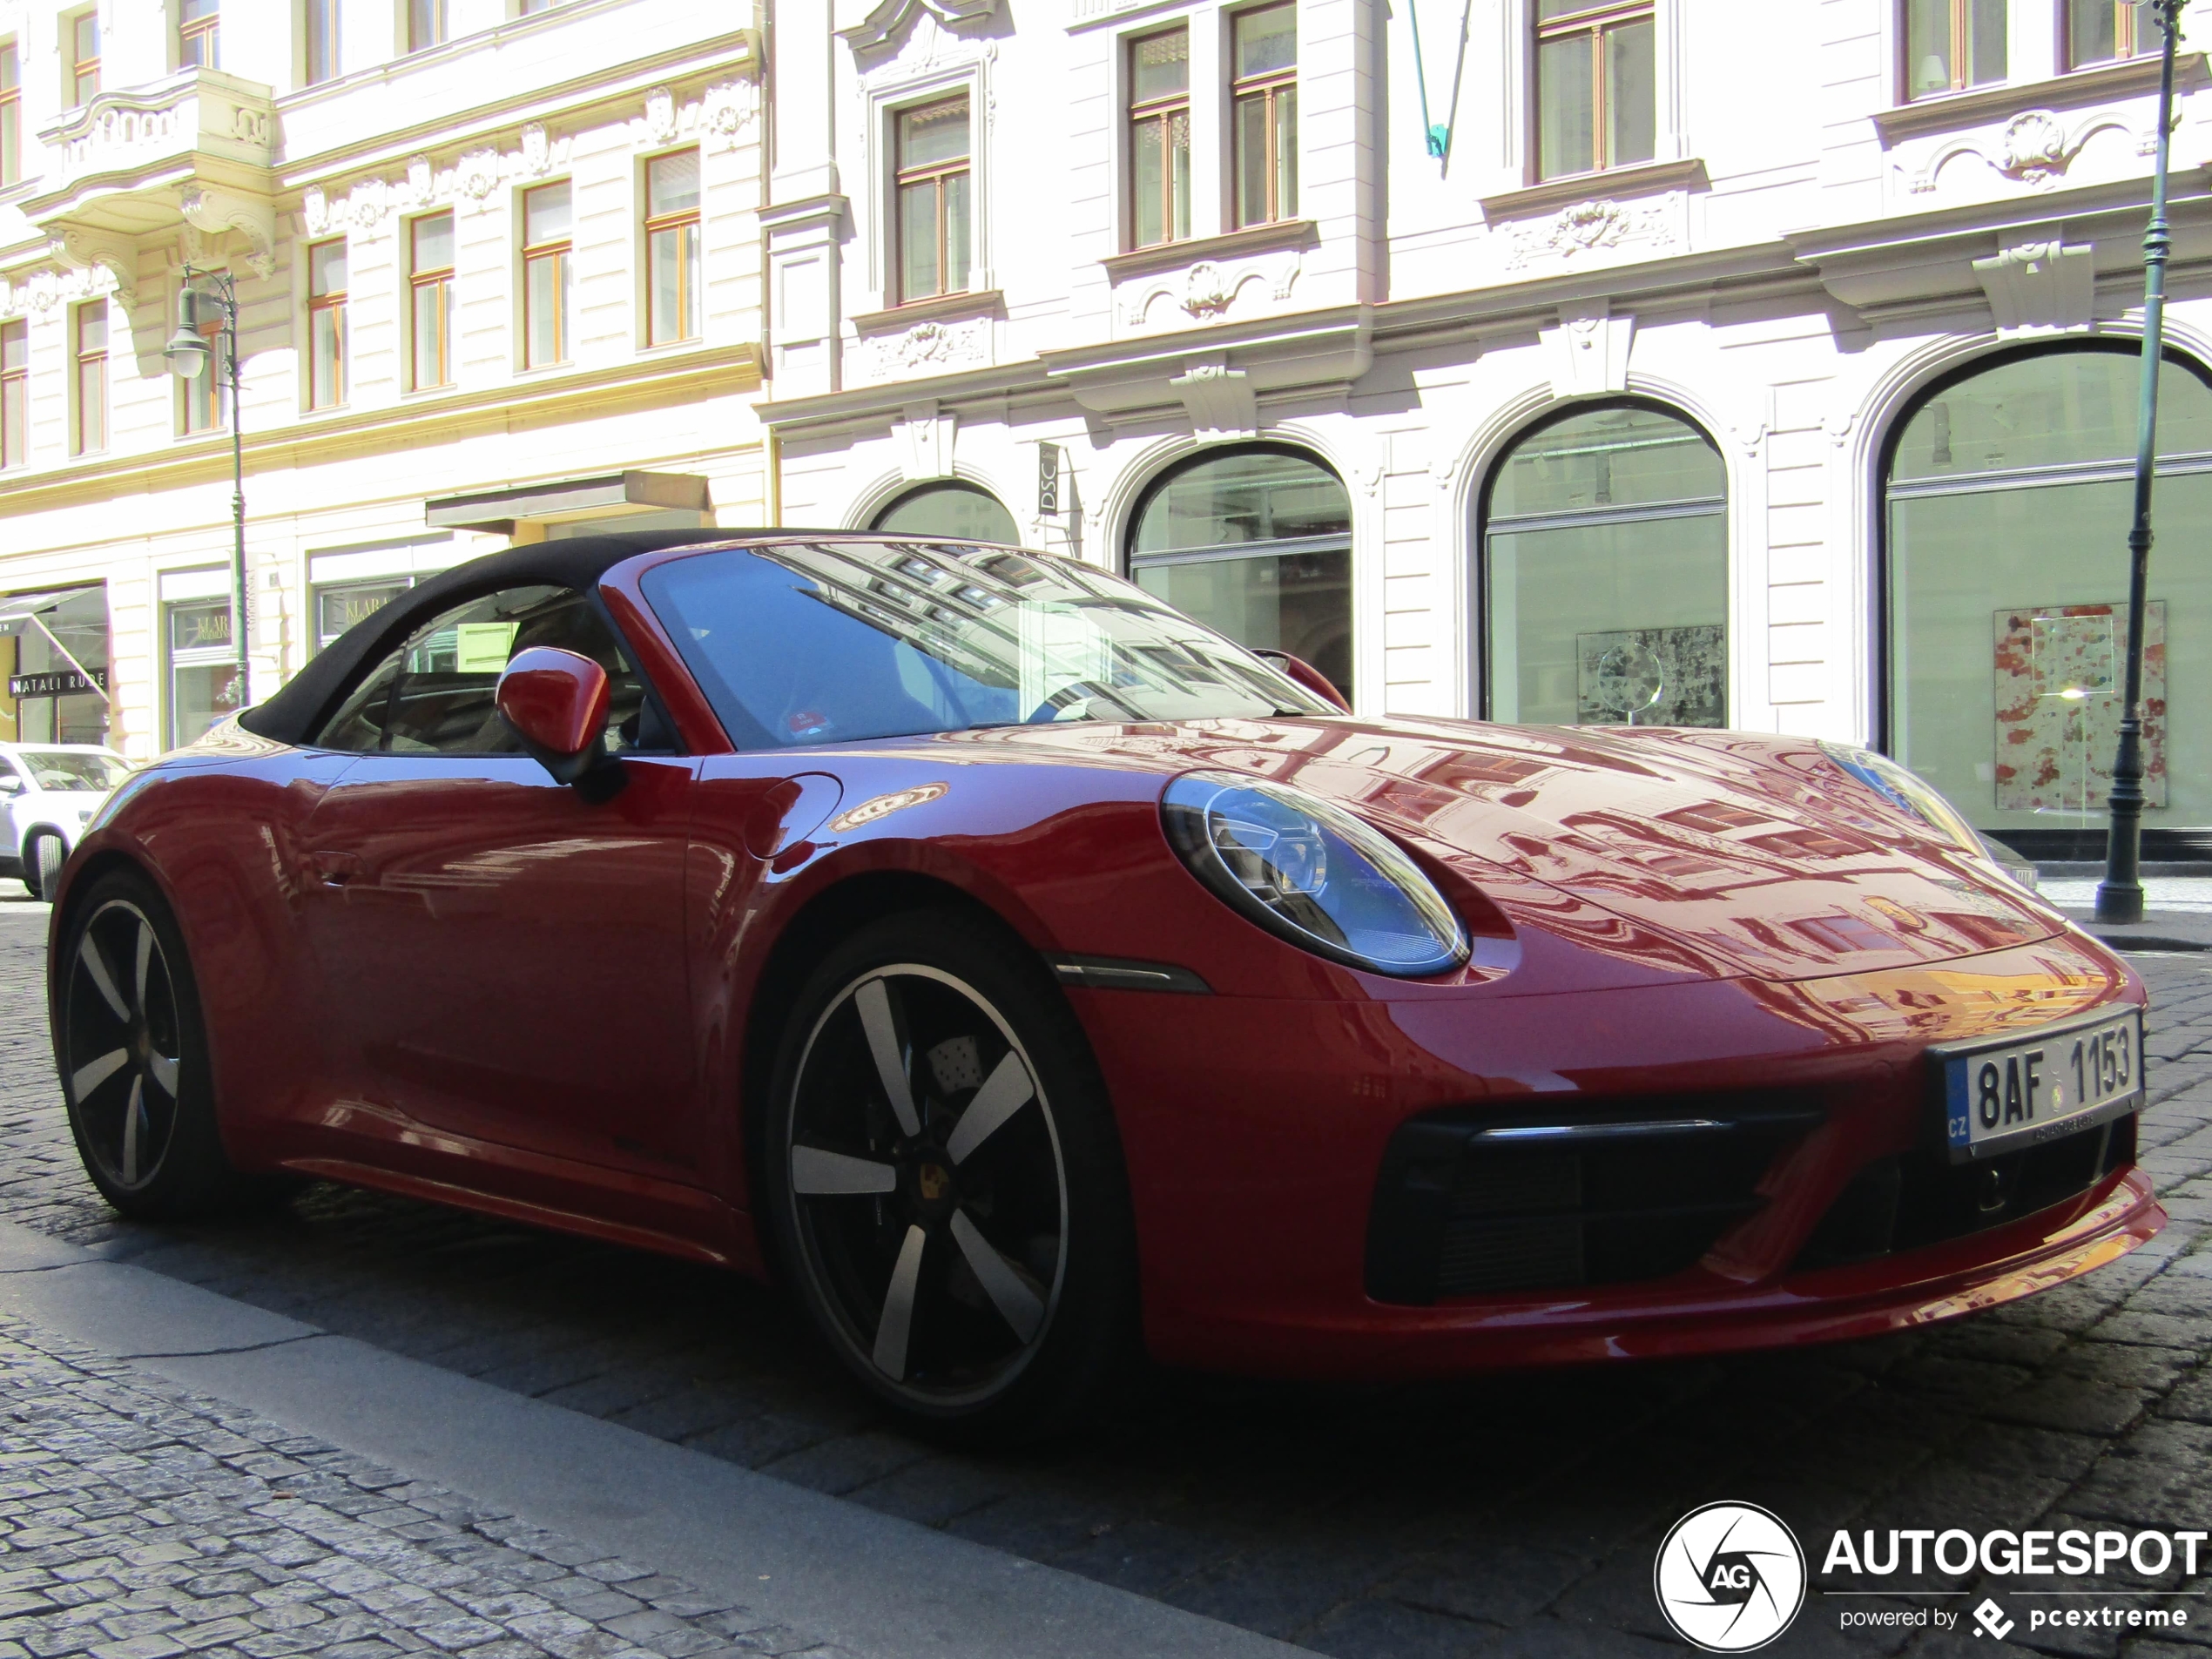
[1072,928,2158,1379]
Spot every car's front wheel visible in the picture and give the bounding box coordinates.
[764,909,1138,1445]
[24,833,63,900]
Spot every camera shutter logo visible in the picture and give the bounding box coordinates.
[1653,1501,1806,1652]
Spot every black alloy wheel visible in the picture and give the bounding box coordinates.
[57,871,274,1218]
[765,911,1136,1443]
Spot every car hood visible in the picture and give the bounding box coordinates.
[943,715,2071,981]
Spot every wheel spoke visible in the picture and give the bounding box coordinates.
[855,978,921,1138]
[792,1145,898,1196]
[144,1051,179,1098]
[70,1049,129,1102]
[133,921,153,1012]
[949,1211,1045,1344]
[945,1050,1035,1165]
[120,1076,145,1185]
[78,934,128,1022]
[872,1224,927,1381]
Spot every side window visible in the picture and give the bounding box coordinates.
[311,585,660,756]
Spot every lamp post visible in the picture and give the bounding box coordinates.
[2097,0,2188,925]
[162,268,249,717]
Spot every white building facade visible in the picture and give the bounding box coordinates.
[0,0,765,759]
[761,0,2212,860]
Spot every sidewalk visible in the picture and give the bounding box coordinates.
[0,1221,1297,1659]
[0,1316,833,1659]
[2041,874,2212,953]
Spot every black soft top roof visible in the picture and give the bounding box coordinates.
[238,529,754,747]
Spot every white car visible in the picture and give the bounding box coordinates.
[0,743,133,899]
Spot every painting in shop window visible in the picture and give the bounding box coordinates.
[1992,602,2167,813]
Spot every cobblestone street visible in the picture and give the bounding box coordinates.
[0,1317,837,1659]
[5,894,2212,1656]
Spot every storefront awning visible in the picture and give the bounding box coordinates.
[424,471,711,535]
[0,589,91,633]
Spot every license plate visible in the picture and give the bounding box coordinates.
[1934,1008,2145,1163]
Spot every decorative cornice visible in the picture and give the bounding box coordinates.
[1480,158,1709,223]
[836,0,999,51]
[1871,53,2210,146]
[852,287,1004,333]
[1100,219,1317,284]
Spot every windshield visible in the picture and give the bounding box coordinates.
[18,751,129,791]
[641,541,1334,749]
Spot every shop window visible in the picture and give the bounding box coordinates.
[1905,0,2006,99]
[522,180,572,368]
[165,597,237,748]
[2,43,20,185]
[408,0,444,51]
[645,150,701,345]
[1535,0,1656,180]
[409,212,454,390]
[307,238,347,408]
[1480,402,1727,726]
[314,577,413,654]
[1885,345,2212,855]
[1231,5,1298,226]
[1130,26,1190,248]
[304,0,339,83]
[2067,0,2141,68]
[71,300,105,456]
[1128,446,1352,702]
[1,320,24,470]
[894,97,971,302]
[4,587,111,747]
[67,11,98,105]
[179,0,218,67]
[871,481,1018,544]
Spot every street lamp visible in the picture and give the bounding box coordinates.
[163,268,249,717]
[2097,0,2188,924]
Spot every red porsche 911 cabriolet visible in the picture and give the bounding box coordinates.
[47,530,2157,1440]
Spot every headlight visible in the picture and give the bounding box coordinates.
[1161,771,1470,976]
[1817,741,2034,888]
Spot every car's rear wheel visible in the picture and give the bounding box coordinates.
[764,910,1137,1445]
[25,833,62,900]
[57,871,271,1218]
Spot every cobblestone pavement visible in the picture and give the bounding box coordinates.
[0,1314,839,1659]
[7,889,2212,1657]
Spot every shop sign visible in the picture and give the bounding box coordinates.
[9,668,108,699]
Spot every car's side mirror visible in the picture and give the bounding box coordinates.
[0,778,24,795]
[496,647,623,796]
[1252,648,1352,713]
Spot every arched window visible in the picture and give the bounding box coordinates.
[870,481,1019,544]
[1885,344,2212,855]
[1480,402,1727,726]
[1126,446,1352,699]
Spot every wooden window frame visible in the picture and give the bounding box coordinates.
[1,44,20,187]
[1532,0,1656,181]
[408,0,446,53]
[894,95,971,305]
[179,0,218,68]
[1903,0,2007,100]
[408,215,455,392]
[644,151,701,346]
[72,300,105,456]
[1231,5,1298,227]
[1,319,25,471]
[69,11,98,105]
[307,238,347,409]
[521,182,572,368]
[1129,25,1190,250]
[2065,0,2140,69]
[303,0,338,83]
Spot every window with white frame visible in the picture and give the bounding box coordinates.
[179,0,218,67]
[1534,0,1655,180]
[66,10,98,105]
[308,239,347,408]
[165,592,237,747]
[1231,5,1298,226]
[894,97,972,302]
[1130,25,1190,248]
[304,0,339,82]
[71,300,105,455]
[409,212,455,390]
[522,181,573,368]
[645,150,701,345]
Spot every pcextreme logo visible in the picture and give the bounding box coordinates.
[1654,1501,1808,1652]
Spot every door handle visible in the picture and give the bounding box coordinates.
[307,850,363,887]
